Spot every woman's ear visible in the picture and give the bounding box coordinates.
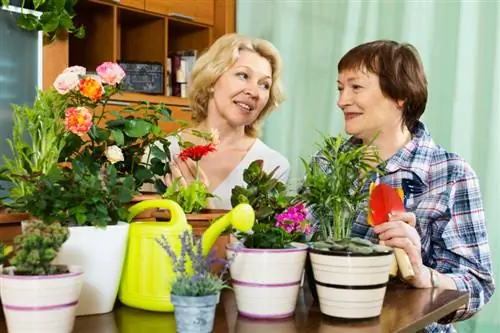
[396,99,405,110]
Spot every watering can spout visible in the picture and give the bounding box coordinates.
[201,203,254,256]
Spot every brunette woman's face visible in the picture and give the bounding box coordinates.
[337,69,403,142]
[208,50,272,128]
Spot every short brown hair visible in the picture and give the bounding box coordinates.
[338,40,427,131]
[188,33,285,137]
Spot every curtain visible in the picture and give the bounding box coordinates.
[237,1,500,332]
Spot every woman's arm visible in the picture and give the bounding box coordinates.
[430,165,495,320]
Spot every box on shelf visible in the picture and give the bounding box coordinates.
[118,61,164,95]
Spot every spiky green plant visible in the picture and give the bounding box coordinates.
[10,220,69,275]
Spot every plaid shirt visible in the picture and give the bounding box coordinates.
[309,122,494,332]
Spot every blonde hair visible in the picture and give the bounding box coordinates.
[188,33,285,137]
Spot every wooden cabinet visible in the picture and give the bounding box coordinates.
[145,0,214,25]
[118,0,145,10]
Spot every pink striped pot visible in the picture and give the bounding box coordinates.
[226,242,308,319]
[0,265,84,333]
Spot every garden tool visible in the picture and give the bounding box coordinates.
[368,183,415,281]
[118,199,255,312]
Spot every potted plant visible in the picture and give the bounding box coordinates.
[0,220,83,332]
[0,88,67,230]
[12,160,134,316]
[297,135,394,319]
[1,0,85,42]
[1,61,176,316]
[156,229,233,333]
[227,159,311,319]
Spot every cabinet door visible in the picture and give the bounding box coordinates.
[118,0,145,10]
[146,0,214,25]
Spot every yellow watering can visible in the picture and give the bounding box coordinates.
[118,199,254,312]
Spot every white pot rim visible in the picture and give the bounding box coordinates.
[68,221,129,229]
[226,242,308,253]
[0,265,83,280]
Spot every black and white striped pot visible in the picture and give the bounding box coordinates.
[309,247,393,319]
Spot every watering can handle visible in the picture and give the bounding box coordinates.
[127,199,188,228]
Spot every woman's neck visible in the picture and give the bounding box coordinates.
[363,127,412,162]
[195,119,249,150]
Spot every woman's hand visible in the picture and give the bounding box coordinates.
[164,157,210,189]
[373,212,430,288]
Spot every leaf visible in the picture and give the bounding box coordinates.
[110,129,124,146]
[134,166,153,182]
[16,14,39,31]
[106,119,126,127]
[124,119,152,138]
[151,146,168,159]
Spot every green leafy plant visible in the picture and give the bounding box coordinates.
[156,230,232,297]
[1,0,85,42]
[231,160,311,249]
[297,135,386,253]
[1,89,68,202]
[9,220,68,275]
[13,160,134,228]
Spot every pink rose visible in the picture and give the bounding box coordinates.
[53,72,80,94]
[65,107,93,136]
[96,62,125,85]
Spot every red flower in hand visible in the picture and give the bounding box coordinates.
[178,144,216,162]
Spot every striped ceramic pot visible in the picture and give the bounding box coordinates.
[227,242,308,319]
[309,247,393,319]
[0,265,84,333]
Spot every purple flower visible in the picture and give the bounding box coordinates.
[275,203,311,235]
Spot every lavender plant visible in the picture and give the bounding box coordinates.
[156,230,235,297]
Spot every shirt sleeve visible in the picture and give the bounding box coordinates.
[432,165,495,321]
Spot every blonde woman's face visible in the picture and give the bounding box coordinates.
[209,50,272,128]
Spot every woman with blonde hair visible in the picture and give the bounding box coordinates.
[147,33,290,209]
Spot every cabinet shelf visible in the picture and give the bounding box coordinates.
[112,92,189,107]
[65,0,234,106]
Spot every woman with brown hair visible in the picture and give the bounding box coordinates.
[308,40,494,332]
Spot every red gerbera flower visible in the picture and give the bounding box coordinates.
[178,143,216,162]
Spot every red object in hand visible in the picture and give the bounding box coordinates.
[178,143,216,162]
[368,183,405,226]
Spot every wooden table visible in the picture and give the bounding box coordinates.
[0,280,468,333]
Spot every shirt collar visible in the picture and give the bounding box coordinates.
[345,121,434,186]
[382,121,433,185]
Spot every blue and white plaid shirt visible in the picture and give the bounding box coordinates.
[309,122,494,332]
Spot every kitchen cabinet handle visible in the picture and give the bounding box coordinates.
[168,12,194,21]
[180,107,191,112]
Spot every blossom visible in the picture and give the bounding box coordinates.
[53,72,80,94]
[178,144,216,162]
[104,145,124,164]
[275,203,311,235]
[96,62,126,86]
[80,76,103,101]
[63,66,86,76]
[65,107,92,136]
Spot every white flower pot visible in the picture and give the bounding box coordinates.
[309,247,393,319]
[53,222,129,316]
[227,242,308,319]
[0,265,84,333]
